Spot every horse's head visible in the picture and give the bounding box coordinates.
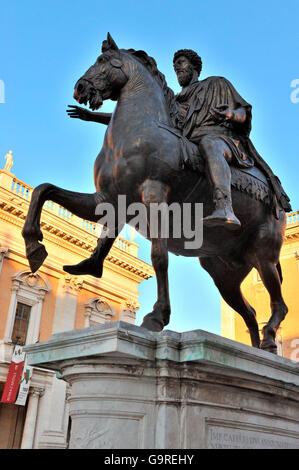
[73,33,128,110]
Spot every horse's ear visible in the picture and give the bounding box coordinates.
[107,33,119,50]
[102,32,119,53]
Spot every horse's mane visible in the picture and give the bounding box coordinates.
[124,48,177,123]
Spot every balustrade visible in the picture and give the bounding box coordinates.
[286,210,299,225]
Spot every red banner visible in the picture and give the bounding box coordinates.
[1,346,25,404]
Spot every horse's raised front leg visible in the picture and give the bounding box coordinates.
[22,183,101,273]
[140,179,170,332]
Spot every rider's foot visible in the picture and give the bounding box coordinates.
[63,256,104,278]
[203,207,241,230]
[203,188,241,230]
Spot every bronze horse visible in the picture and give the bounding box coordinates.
[22,34,289,353]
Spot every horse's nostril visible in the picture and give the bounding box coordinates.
[77,83,84,93]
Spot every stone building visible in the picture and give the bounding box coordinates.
[0,158,154,448]
[221,209,299,361]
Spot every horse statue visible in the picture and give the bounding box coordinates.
[22,33,290,354]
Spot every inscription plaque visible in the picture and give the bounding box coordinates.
[207,424,299,449]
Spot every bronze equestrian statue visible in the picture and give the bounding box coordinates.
[22,33,292,354]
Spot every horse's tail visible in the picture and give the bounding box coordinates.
[276,261,283,284]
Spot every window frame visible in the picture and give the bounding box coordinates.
[11,302,32,346]
[4,270,51,346]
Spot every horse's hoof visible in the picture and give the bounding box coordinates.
[140,314,164,332]
[203,217,241,231]
[260,341,278,354]
[63,258,103,278]
[27,243,48,273]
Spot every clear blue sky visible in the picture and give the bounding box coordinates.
[1,1,298,334]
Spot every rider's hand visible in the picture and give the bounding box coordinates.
[210,104,233,122]
[66,105,93,121]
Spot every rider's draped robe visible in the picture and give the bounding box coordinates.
[173,76,292,212]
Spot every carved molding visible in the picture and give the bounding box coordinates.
[120,298,139,324]
[12,270,51,298]
[0,245,8,275]
[71,423,113,449]
[84,298,114,326]
[63,275,83,295]
[29,386,45,398]
[0,246,8,258]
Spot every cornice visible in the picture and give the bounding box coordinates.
[285,232,299,241]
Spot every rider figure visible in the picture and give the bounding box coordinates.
[172,49,291,228]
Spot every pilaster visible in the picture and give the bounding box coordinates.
[21,387,45,449]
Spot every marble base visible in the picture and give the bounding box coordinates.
[24,322,299,449]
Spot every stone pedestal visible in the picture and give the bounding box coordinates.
[0,169,14,190]
[24,322,299,449]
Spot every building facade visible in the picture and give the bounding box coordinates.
[0,161,154,449]
[221,210,299,361]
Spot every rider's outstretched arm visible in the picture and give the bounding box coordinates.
[67,105,112,125]
[88,112,112,125]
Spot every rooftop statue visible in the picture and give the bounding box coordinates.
[3,150,13,172]
[22,33,292,354]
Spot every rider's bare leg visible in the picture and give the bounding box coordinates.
[64,195,124,277]
[197,136,241,230]
[63,226,120,278]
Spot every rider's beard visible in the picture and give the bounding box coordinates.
[176,67,194,87]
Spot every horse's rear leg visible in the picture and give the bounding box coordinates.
[256,261,288,354]
[22,183,102,272]
[200,257,260,348]
[140,179,170,332]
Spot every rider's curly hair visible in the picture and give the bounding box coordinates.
[173,49,202,75]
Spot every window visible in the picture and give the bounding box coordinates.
[11,302,32,346]
[4,270,50,346]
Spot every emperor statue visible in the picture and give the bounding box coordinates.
[67,48,291,232]
[22,34,292,351]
